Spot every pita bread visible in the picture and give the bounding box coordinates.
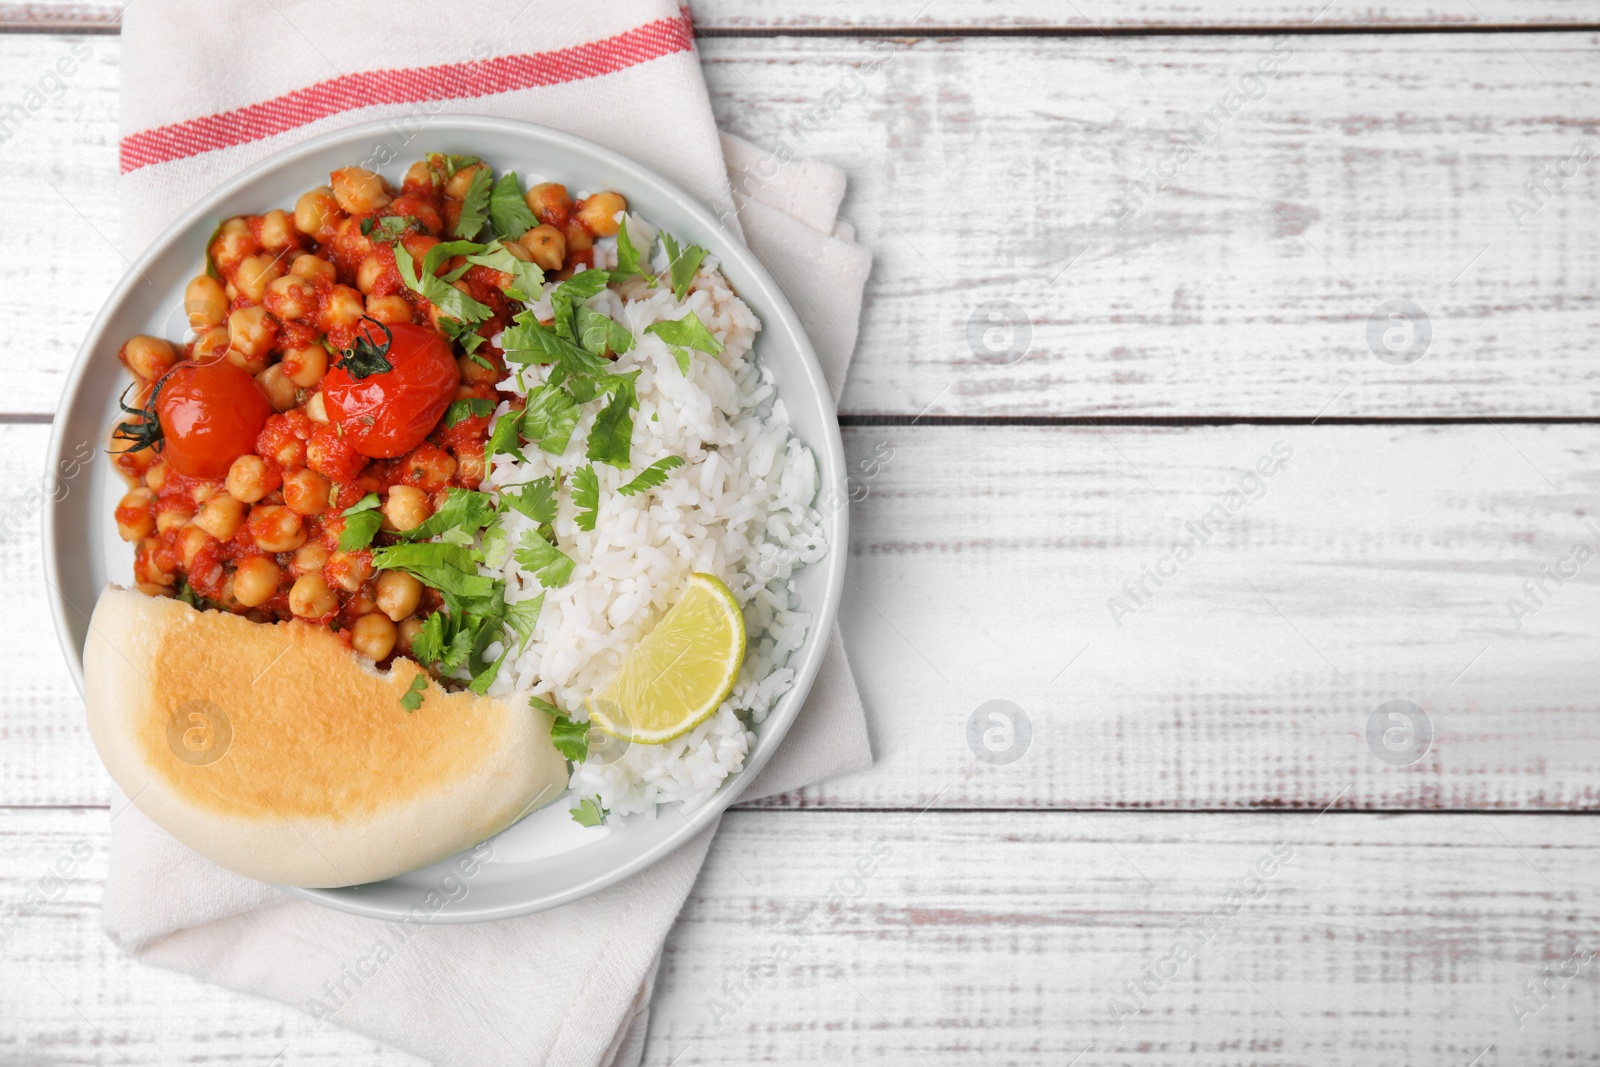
[83,586,567,888]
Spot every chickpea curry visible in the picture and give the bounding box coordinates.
[109,154,630,667]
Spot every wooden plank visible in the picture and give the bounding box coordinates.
[4,33,1600,417]
[5,806,1600,1065]
[4,0,1600,32]
[11,422,1600,810]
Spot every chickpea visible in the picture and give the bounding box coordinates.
[365,294,413,324]
[184,276,228,330]
[518,224,566,272]
[383,485,431,532]
[212,218,257,274]
[248,504,305,553]
[226,305,278,367]
[256,364,298,413]
[402,443,456,491]
[119,335,178,381]
[191,326,230,363]
[177,524,215,570]
[350,612,397,661]
[258,209,298,252]
[456,450,486,485]
[402,160,434,190]
[574,191,626,237]
[283,344,328,388]
[323,284,365,331]
[266,274,316,321]
[291,540,330,576]
[145,461,168,493]
[235,253,285,303]
[347,590,379,616]
[283,468,331,516]
[330,166,392,214]
[136,582,176,598]
[115,487,155,541]
[356,253,387,295]
[232,555,281,607]
[563,219,593,255]
[225,454,278,503]
[193,492,247,541]
[189,482,216,506]
[524,182,570,222]
[288,572,339,619]
[305,391,329,424]
[327,550,374,593]
[294,187,343,239]
[290,253,337,285]
[457,353,498,386]
[397,617,425,655]
[374,570,422,621]
[155,506,190,534]
[135,539,176,586]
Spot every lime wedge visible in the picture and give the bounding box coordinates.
[589,573,746,745]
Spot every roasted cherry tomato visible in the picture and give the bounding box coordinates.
[321,321,459,458]
[117,359,273,479]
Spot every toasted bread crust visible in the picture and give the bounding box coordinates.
[84,586,566,887]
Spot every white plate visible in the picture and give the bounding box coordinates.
[42,115,847,922]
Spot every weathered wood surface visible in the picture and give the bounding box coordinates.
[10,422,1600,811]
[5,807,1600,1066]
[6,33,1600,417]
[5,0,1600,31]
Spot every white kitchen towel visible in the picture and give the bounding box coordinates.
[104,3,874,1065]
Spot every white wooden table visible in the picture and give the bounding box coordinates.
[4,2,1600,1063]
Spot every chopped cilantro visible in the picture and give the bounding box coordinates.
[532,696,590,763]
[370,541,497,600]
[465,242,544,302]
[505,594,545,651]
[499,477,557,524]
[613,215,647,279]
[521,383,582,455]
[644,312,724,374]
[399,674,428,712]
[442,397,494,428]
[453,165,493,239]
[586,375,637,469]
[486,407,526,464]
[394,240,494,324]
[549,269,611,341]
[576,306,633,357]
[501,312,611,378]
[571,464,600,531]
[513,530,576,588]
[488,171,538,240]
[616,456,684,497]
[361,215,413,244]
[660,231,709,300]
[399,488,497,542]
[569,796,608,827]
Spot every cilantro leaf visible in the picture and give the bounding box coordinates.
[514,530,576,588]
[532,698,590,763]
[337,508,385,552]
[488,171,538,240]
[465,242,544,303]
[343,492,381,514]
[412,611,474,672]
[399,487,498,543]
[486,407,525,464]
[586,376,637,469]
[394,240,493,324]
[616,456,684,497]
[521,383,582,455]
[644,312,725,355]
[613,215,648,278]
[572,464,600,531]
[505,594,545,650]
[428,153,481,180]
[361,215,415,244]
[453,166,494,239]
[660,231,709,299]
[550,269,612,338]
[399,674,428,712]
[468,641,510,695]
[442,397,494,428]
[569,796,608,827]
[499,477,557,524]
[501,313,611,378]
[577,306,633,358]
[370,541,497,600]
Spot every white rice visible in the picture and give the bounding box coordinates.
[482,215,827,817]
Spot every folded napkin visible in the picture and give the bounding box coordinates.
[105,3,873,1064]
